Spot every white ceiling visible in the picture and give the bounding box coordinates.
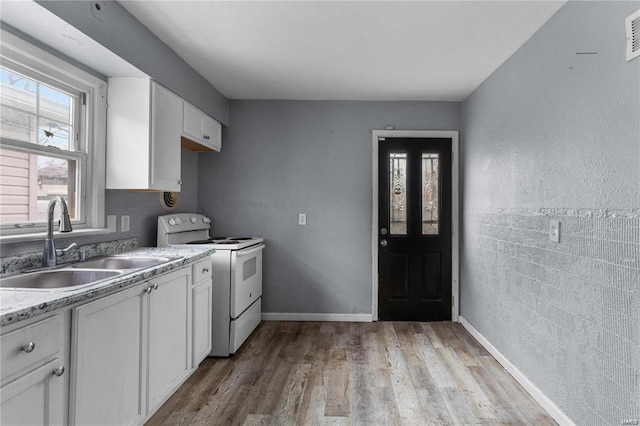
[121,1,566,102]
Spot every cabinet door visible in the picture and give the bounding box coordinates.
[147,269,191,413]
[182,102,204,142]
[1,359,65,426]
[203,115,222,152]
[71,284,146,426]
[192,278,212,367]
[150,82,182,192]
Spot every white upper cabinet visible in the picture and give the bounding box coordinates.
[106,78,182,192]
[181,102,222,152]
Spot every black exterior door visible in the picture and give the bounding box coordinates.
[378,137,452,321]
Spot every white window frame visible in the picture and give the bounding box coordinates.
[0,29,108,242]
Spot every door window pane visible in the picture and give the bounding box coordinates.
[0,147,77,224]
[389,152,407,235]
[422,153,439,235]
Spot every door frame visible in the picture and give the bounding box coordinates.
[371,130,459,322]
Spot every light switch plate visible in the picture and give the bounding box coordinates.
[298,213,307,226]
[549,220,561,243]
[121,215,130,233]
[107,215,117,233]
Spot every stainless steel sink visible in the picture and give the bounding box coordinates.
[70,256,178,270]
[0,269,123,290]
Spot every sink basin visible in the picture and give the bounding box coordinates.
[71,256,177,270]
[0,269,122,290]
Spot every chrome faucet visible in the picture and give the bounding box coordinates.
[42,196,77,267]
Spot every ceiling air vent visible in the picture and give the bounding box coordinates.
[626,9,640,61]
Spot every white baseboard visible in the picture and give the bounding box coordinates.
[459,316,575,426]
[261,312,373,322]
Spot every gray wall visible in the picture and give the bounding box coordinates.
[35,0,229,125]
[461,1,640,424]
[198,100,461,315]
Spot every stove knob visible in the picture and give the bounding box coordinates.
[168,218,176,226]
[175,218,183,225]
[190,217,198,223]
[205,217,211,223]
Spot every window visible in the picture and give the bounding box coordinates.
[0,29,107,240]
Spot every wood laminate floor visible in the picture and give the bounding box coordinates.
[147,321,556,425]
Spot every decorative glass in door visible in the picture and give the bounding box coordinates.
[421,153,439,235]
[389,153,407,235]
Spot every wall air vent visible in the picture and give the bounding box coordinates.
[626,9,640,61]
[159,192,179,212]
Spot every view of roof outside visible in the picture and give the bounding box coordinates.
[0,67,77,224]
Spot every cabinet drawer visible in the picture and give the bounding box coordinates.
[1,315,61,380]
[192,257,212,284]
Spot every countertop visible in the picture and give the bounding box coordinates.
[0,246,215,327]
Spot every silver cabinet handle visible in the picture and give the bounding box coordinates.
[146,286,153,294]
[178,180,183,185]
[152,283,159,290]
[380,228,388,235]
[52,366,65,377]
[380,239,388,247]
[202,267,209,273]
[21,342,36,353]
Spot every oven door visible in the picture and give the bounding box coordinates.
[230,243,264,319]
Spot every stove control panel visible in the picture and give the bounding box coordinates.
[157,213,213,247]
[159,213,211,231]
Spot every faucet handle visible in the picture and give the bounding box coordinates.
[56,242,78,257]
[79,250,87,262]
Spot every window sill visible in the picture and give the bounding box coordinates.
[0,228,113,245]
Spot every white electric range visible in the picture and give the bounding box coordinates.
[157,213,264,356]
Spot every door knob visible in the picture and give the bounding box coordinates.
[52,366,65,377]
[380,239,388,247]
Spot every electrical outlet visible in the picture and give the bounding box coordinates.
[121,215,130,233]
[107,215,117,232]
[549,220,561,243]
[298,213,307,226]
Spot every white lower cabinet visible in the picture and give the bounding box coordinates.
[192,258,213,367]
[1,259,211,426]
[70,267,192,425]
[192,279,212,366]
[71,282,146,425]
[1,314,67,426]
[147,268,191,413]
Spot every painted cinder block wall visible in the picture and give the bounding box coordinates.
[461,1,640,424]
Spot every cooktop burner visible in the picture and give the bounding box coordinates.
[215,241,240,245]
[230,237,252,240]
[186,239,214,245]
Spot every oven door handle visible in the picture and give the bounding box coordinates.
[235,243,265,258]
